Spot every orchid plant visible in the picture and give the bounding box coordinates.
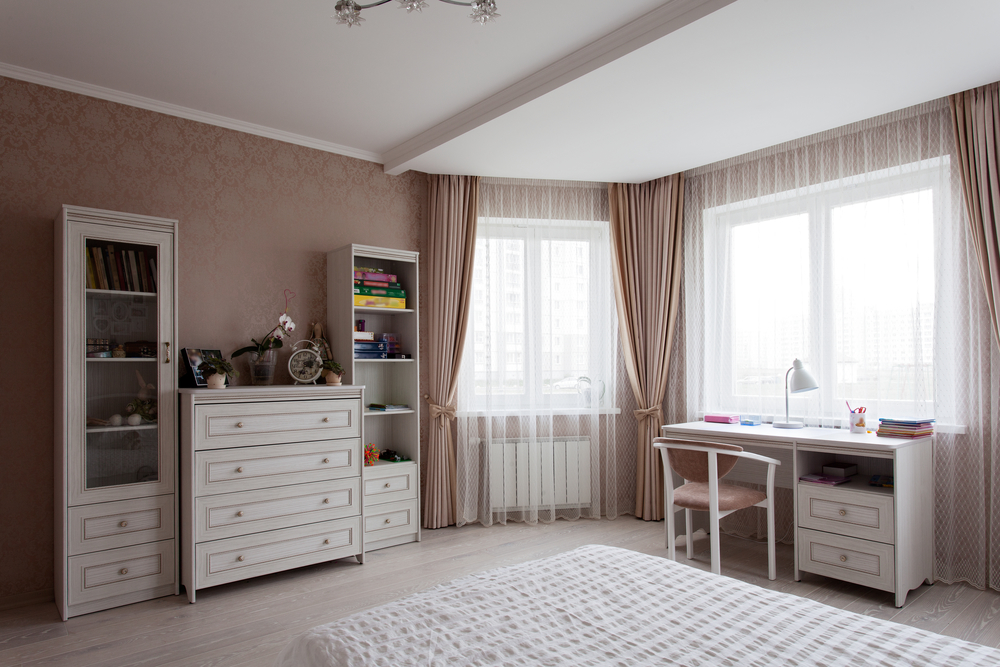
[232,290,297,359]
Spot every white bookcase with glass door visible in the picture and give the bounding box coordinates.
[54,205,178,620]
[327,244,421,551]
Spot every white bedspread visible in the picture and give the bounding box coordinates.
[275,544,1000,666]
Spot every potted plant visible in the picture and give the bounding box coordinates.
[232,290,296,385]
[322,360,345,385]
[198,356,238,389]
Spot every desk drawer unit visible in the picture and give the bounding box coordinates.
[194,439,359,496]
[797,485,895,544]
[195,478,359,542]
[69,495,174,556]
[363,462,418,508]
[195,516,360,589]
[364,498,419,542]
[68,539,176,606]
[194,399,360,450]
[798,528,895,592]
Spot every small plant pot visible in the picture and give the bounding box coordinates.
[206,373,227,389]
[323,370,343,386]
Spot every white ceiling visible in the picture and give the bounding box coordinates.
[1,0,999,183]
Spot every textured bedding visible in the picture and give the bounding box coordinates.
[275,544,1000,666]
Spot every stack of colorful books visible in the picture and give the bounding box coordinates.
[353,266,406,308]
[354,333,408,359]
[876,418,935,438]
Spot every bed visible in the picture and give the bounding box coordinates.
[275,544,1000,666]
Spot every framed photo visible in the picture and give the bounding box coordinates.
[181,348,229,387]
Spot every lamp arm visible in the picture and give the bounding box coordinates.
[785,365,793,424]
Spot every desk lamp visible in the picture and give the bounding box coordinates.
[773,358,818,429]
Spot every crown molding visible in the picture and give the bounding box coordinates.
[381,0,735,175]
[0,61,383,164]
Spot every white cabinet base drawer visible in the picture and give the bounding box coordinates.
[797,528,894,593]
[195,399,359,449]
[364,498,419,545]
[195,517,361,590]
[364,461,418,508]
[69,495,174,556]
[195,478,359,542]
[195,439,359,496]
[797,484,895,544]
[68,539,176,606]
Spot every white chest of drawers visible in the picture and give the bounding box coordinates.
[179,386,364,603]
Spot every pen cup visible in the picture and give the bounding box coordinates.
[849,411,867,433]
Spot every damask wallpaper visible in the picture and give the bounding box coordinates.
[0,76,427,602]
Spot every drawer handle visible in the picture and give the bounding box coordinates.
[384,483,391,489]
[323,417,330,423]
[385,518,392,524]
[237,555,245,562]
[236,467,244,473]
[236,422,244,428]
[839,509,847,516]
[324,539,331,545]
[840,555,847,562]
[119,520,128,528]
[323,498,330,504]
[236,511,244,517]
[323,458,330,464]
[119,567,128,576]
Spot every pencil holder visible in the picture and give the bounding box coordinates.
[849,411,867,433]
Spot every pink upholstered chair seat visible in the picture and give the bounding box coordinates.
[673,482,767,512]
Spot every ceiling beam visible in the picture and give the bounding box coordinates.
[381,0,736,175]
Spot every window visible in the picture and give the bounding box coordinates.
[699,158,944,420]
[464,218,615,408]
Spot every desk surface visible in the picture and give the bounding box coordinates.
[661,421,930,452]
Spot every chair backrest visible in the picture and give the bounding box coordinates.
[659,439,743,483]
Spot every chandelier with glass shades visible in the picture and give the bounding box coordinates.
[334,0,499,27]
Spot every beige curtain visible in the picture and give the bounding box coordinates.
[609,175,685,520]
[423,174,480,529]
[950,82,1000,347]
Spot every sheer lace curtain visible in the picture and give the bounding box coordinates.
[683,99,1000,588]
[455,178,619,526]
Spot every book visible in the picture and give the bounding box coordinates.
[354,351,389,359]
[368,403,410,411]
[119,250,132,290]
[353,270,397,282]
[129,251,141,292]
[799,473,850,486]
[106,245,121,290]
[354,342,399,351]
[85,248,97,288]
[353,331,375,341]
[354,279,401,288]
[354,286,406,298]
[869,475,894,488]
[148,256,157,292]
[139,250,150,292]
[93,247,108,290]
[354,295,406,309]
[705,413,739,424]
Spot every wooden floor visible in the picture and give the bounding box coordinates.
[3,517,1000,666]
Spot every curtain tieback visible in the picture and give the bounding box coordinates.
[424,394,457,425]
[634,405,663,423]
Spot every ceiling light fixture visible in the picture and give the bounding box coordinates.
[334,0,499,28]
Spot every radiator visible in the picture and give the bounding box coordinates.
[484,438,592,511]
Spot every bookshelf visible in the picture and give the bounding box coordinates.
[327,244,421,551]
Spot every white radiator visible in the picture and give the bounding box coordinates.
[485,438,592,511]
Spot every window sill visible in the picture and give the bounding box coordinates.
[458,407,621,417]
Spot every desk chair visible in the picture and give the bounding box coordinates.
[652,437,781,580]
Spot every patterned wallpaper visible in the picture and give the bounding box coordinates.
[0,76,426,600]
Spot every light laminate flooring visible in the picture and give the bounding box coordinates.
[2,518,1000,666]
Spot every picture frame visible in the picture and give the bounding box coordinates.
[181,348,229,387]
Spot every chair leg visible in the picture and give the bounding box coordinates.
[685,509,694,559]
[709,505,721,576]
[767,500,776,581]
[666,503,676,561]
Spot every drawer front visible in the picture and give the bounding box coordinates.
[195,478,360,542]
[364,498,419,543]
[194,399,360,450]
[363,462,418,507]
[195,440,359,496]
[68,540,176,606]
[195,517,361,590]
[797,484,895,544]
[69,495,174,556]
[797,528,895,592]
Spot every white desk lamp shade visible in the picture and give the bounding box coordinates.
[773,358,818,429]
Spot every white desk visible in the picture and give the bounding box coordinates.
[661,421,933,607]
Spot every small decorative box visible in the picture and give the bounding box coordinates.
[740,414,762,426]
[705,413,740,424]
[822,462,858,478]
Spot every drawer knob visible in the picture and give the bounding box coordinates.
[385,518,392,524]
[323,498,330,504]
[119,567,128,575]
[323,458,330,464]
[236,467,244,473]
[384,483,391,489]
[119,520,128,528]
[324,538,331,545]
[237,555,245,562]
[839,509,847,516]
[236,422,244,428]
[840,555,847,562]
[323,417,330,423]
[236,511,244,517]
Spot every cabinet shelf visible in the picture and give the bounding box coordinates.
[87,357,157,362]
[354,306,414,314]
[364,409,415,417]
[86,288,157,297]
[354,358,414,363]
[86,423,158,434]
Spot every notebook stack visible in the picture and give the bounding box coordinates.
[876,418,935,438]
[354,333,409,359]
[353,266,406,308]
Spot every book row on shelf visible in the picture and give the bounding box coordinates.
[352,325,408,359]
[86,244,157,292]
[353,265,406,308]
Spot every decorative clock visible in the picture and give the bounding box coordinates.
[288,340,323,385]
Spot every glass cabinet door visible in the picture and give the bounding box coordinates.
[70,229,174,504]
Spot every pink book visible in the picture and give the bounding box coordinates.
[704,413,739,424]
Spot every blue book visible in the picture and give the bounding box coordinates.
[353,342,400,351]
[354,351,389,359]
